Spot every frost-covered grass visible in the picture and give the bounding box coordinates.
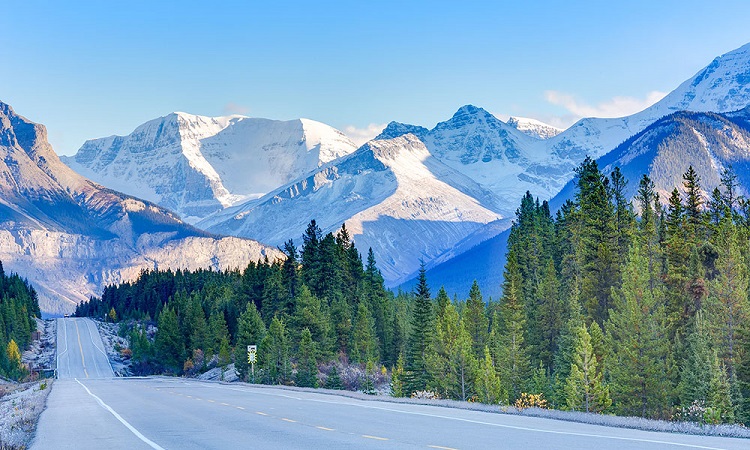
[217,381,750,439]
[0,380,53,449]
[96,320,131,376]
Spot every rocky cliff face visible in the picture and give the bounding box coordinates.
[0,101,282,315]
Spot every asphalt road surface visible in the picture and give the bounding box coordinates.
[32,318,750,449]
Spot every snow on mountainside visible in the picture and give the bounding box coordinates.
[0,101,281,315]
[418,107,750,300]
[402,42,750,298]
[63,113,357,222]
[199,134,503,282]
[545,42,750,163]
[507,116,563,139]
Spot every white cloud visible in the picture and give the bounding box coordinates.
[544,90,667,125]
[343,123,387,146]
[223,102,250,115]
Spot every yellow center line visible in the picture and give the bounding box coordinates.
[256,411,268,416]
[316,426,335,431]
[429,446,459,450]
[362,435,389,441]
[74,320,88,378]
[281,418,296,423]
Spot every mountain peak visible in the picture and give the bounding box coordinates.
[375,121,429,141]
[452,104,493,119]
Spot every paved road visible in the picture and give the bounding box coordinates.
[32,319,750,449]
[55,317,115,379]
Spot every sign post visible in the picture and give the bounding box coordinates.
[247,345,257,383]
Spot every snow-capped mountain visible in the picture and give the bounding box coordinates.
[63,113,357,222]
[506,116,563,139]
[398,42,750,297]
[376,105,562,219]
[413,107,750,300]
[199,134,503,282]
[545,42,750,164]
[0,101,281,314]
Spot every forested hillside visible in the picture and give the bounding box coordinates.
[0,262,41,380]
[77,161,750,424]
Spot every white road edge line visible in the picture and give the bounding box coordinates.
[195,383,727,450]
[75,378,165,450]
[84,318,115,376]
[56,319,69,377]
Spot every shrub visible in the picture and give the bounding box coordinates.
[515,393,548,410]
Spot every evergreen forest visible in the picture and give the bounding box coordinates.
[76,159,750,425]
[0,261,41,380]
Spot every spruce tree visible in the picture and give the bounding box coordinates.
[606,243,671,418]
[260,316,291,385]
[464,280,489,359]
[155,306,184,373]
[475,346,506,404]
[426,302,476,401]
[234,302,266,381]
[291,285,331,357]
[404,262,433,396]
[295,328,319,388]
[705,216,749,383]
[565,323,611,413]
[494,250,530,402]
[351,301,379,364]
[680,311,713,406]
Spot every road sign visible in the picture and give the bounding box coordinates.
[247,345,257,363]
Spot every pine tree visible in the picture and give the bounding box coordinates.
[351,301,379,364]
[680,311,713,406]
[565,323,611,413]
[295,328,319,388]
[390,353,406,397]
[404,262,433,396]
[475,346,506,404]
[708,353,734,423]
[426,303,476,401]
[494,251,530,401]
[606,243,671,418]
[705,216,749,383]
[325,364,343,390]
[536,259,563,369]
[290,285,331,357]
[463,280,489,359]
[260,316,291,385]
[574,158,618,324]
[155,306,184,373]
[234,302,266,381]
[435,286,450,321]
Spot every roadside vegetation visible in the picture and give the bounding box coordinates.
[77,161,750,428]
[0,380,52,449]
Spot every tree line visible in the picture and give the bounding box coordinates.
[76,159,750,425]
[0,261,41,380]
[496,159,750,424]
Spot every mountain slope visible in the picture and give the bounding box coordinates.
[507,116,563,139]
[199,134,503,282]
[63,113,357,222]
[421,107,750,299]
[0,101,281,314]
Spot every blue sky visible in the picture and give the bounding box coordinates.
[3,1,750,154]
